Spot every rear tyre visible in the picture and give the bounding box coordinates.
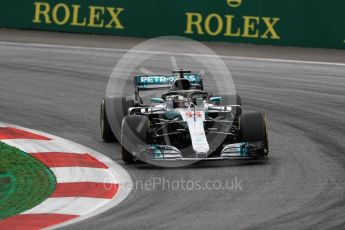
[240,112,269,157]
[121,115,150,164]
[100,97,116,142]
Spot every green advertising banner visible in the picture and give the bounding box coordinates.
[0,0,344,49]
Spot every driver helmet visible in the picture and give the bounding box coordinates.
[175,95,187,108]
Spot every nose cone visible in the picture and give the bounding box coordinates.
[227,0,242,7]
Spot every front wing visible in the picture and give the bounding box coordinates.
[132,142,267,162]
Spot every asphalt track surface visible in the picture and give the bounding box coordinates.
[1,30,345,230]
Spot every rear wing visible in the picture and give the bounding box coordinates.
[134,74,203,91]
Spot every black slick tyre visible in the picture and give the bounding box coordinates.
[121,115,149,164]
[240,111,269,157]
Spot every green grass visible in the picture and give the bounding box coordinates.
[0,142,56,219]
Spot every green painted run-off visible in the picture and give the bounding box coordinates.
[0,142,56,219]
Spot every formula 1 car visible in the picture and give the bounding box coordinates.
[101,70,269,164]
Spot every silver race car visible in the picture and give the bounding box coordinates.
[101,70,269,164]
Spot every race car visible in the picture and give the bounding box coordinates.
[100,70,269,164]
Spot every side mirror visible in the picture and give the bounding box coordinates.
[209,96,222,103]
[150,98,165,103]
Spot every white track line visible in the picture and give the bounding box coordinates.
[51,167,116,184]
[0,41,345,67]
[2,139,88,154]
[23,198,110,216]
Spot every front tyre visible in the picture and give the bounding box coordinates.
[101,96,134,142]
[121,115,150,164]
[240,112,269,157]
